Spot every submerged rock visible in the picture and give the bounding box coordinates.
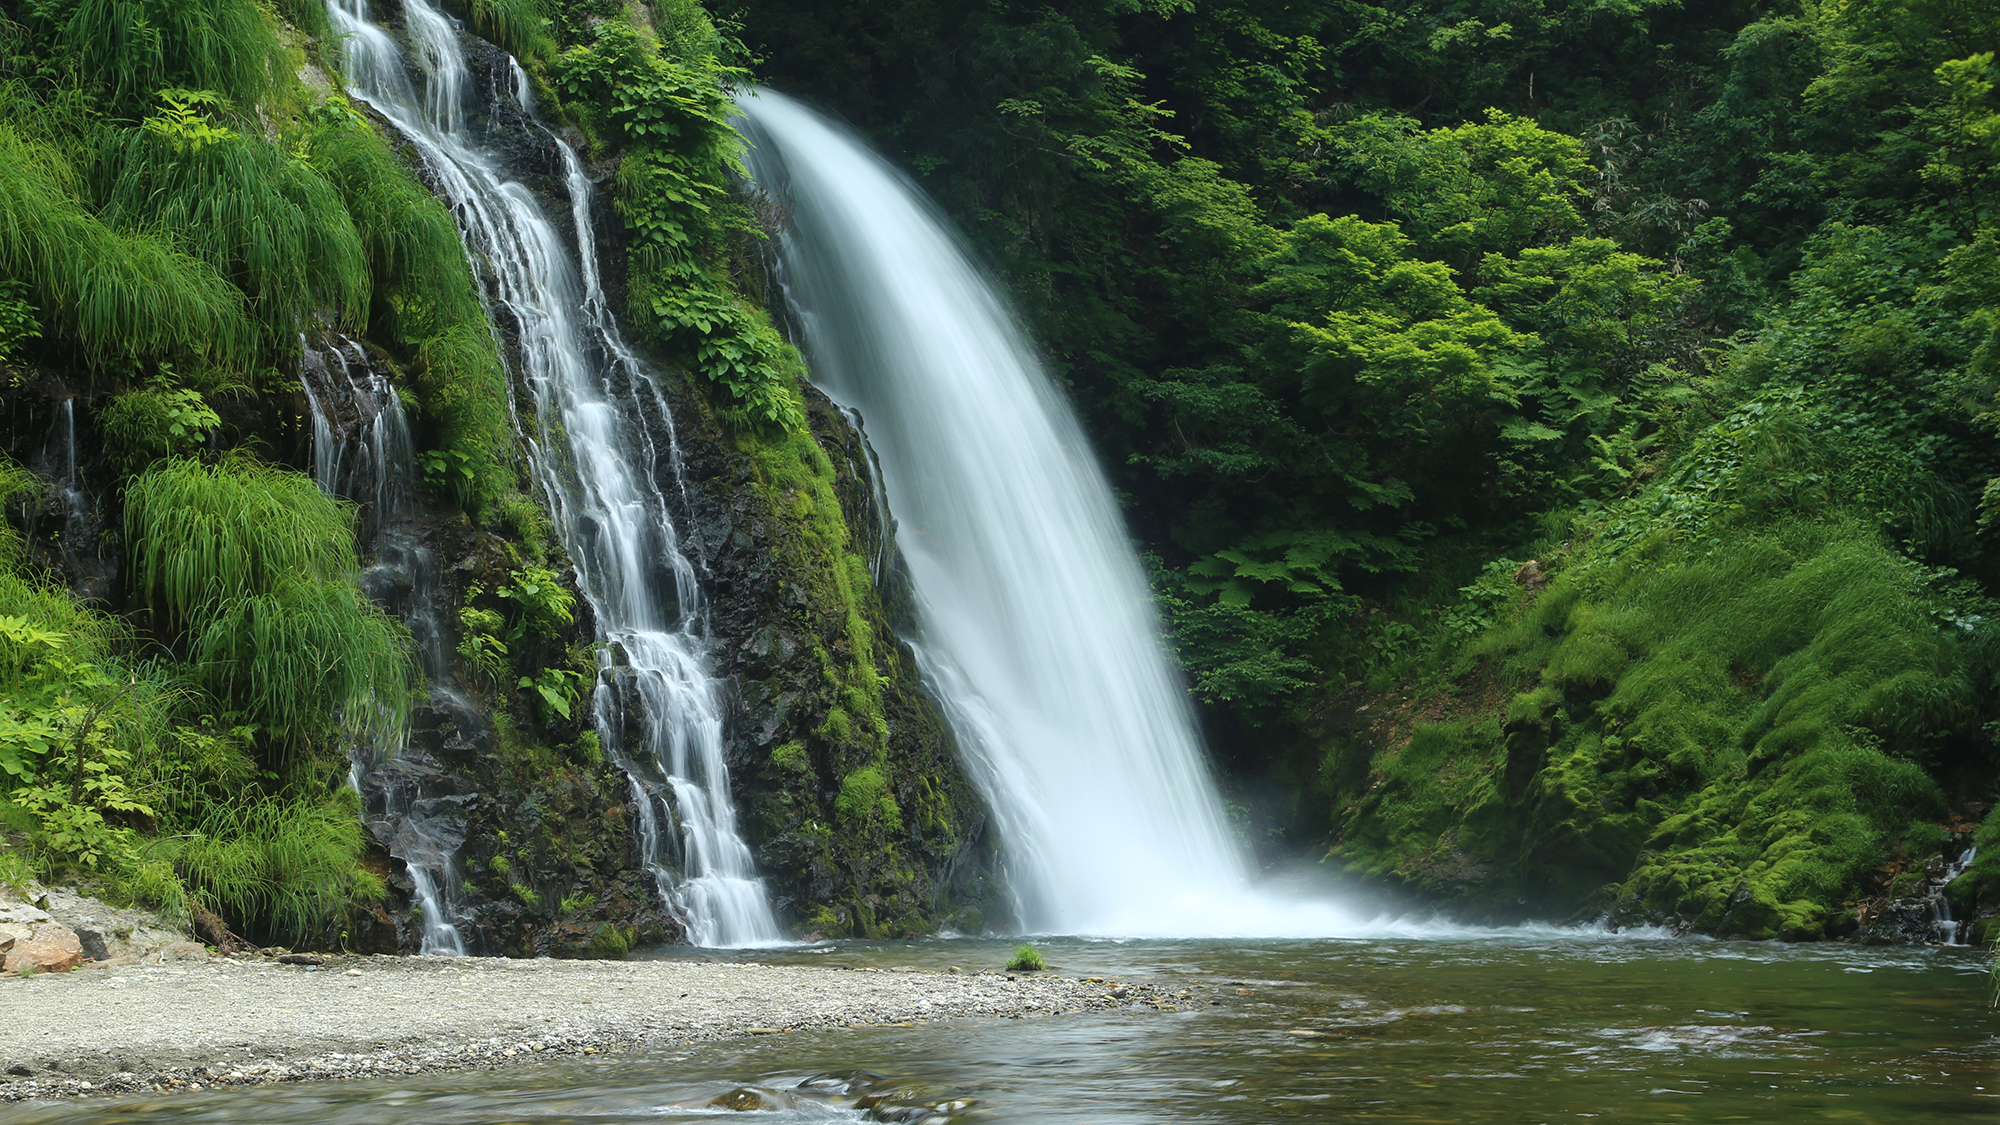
[709,1088,773,1111]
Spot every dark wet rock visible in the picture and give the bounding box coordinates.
[1852,832,1981,946]
[648,334,1004,937]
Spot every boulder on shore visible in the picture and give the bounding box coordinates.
[1,921,84,974]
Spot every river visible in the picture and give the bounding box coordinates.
[8,934,1992,1123]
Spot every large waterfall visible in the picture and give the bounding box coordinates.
[738,92,1368,937]
[329,0,778,947]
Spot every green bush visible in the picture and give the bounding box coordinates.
[95,386,221,477]
[163,792,383,946]
[125,456,412,749]
[1006,943,1047,971]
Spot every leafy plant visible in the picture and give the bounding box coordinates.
[497,565,575,642]
[0,279,41,361]
[517,665,580,722]
[96,386,221,477]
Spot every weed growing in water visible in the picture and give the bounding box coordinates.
[1007,944,1047,972]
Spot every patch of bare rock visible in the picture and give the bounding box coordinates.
[0,884,200,976]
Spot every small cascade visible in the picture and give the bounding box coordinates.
[34,392,114,604]
[302,333,468,956]
[52,399,86,546]
[326,0,779,946]
[1927,844,1978,946]
[838,405,896,585]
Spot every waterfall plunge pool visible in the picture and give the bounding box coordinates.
[9,934,1993,1123]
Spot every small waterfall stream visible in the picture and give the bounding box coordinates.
[302,334,467,955]
[327,0,778,946]
[739,92,1372,937]
[1930,844,1978,946]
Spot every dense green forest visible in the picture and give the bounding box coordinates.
[725,0,2000,940]
[0,0,1995,951]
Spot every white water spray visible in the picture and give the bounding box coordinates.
[738,91,1377,937]
[328,0,778,946]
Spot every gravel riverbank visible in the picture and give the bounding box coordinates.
[0,953,1202,1101]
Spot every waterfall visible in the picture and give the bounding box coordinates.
[327,0,779,947]
[738,91,1371,937]
[303,334,467,955]
[1930,844,1978,946]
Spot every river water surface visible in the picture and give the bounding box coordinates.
[8,935,1994,1123]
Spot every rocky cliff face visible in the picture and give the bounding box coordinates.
[671,380,1004,937]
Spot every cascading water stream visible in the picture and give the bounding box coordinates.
[738,91,1374,937]
[302,334,466,955]
[327,0,778,946]
[1929,844,1978,946]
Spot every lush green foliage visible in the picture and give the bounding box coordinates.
[0,454,382,943]
[46,0,288,113]
[0,121,255,370]
[125,456,412,749]
[551,8,800,432]
[95,384,221,477]
[95,97,371,342]
[0,0,566,946]
[461,0,556,68]
[161,791,384,946]
[125,457,360,629]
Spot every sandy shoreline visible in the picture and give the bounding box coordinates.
[0,954,1200,1101]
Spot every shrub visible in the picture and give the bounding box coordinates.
[163,792,383,946]
[1006,944,1047,972]
[95,386,221,477]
